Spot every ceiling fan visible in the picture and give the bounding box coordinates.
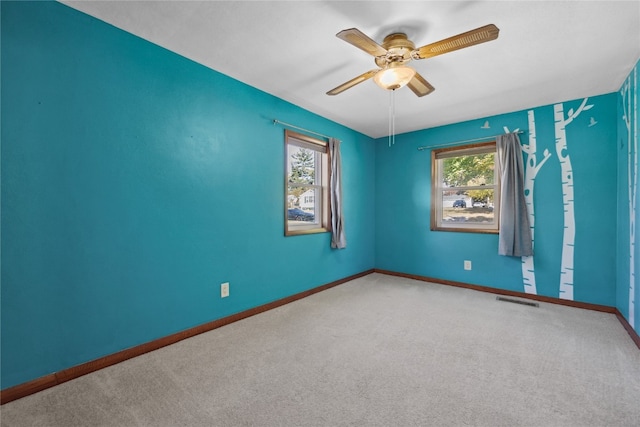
[327,24,499,97]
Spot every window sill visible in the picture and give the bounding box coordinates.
[285,227,330,236]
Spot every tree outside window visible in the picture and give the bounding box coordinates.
[431,142,499,233]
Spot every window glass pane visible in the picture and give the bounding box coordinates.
[441,189,495,225]
[442,152,495,187]
[288,146,316,186]
[284,130,330,236]
[287,185,318,225]
[431,141,498,233]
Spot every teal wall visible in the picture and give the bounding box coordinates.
[2,0,636,393]
[616,59,640,332]
[0,1,376,389]
[375,94,618,306]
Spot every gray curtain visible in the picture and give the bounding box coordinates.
[496,133,532,256]
[328,138,346,249]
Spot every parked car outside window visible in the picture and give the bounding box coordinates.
[453,200,466,208]
[287,208,314,221]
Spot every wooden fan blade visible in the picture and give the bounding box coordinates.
[327,69,379,96]
[414,24,499,59]
[407,72,435,97]
[336,28,387,57]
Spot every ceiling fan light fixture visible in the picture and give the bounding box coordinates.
[373,63,416,90]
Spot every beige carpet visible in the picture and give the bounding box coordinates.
[1,273,639,426]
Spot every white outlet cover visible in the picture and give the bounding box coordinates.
[221,282,229,297]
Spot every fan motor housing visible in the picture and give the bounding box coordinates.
[375,33,415,67]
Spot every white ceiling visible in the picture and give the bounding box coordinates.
[60,1,640,139]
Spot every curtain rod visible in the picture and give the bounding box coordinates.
[273,119,333,140]
[416,130,525,151]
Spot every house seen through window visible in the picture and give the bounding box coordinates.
[431,141,499,233]
[285,130,330,236]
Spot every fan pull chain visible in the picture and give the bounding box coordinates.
[392,89,396,146]
[388,90,392,147]
[388,89,396,147]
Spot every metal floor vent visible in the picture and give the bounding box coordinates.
[496,296,539,307]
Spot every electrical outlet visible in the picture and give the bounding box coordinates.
[464,260,472,271]
[221,282,229,298]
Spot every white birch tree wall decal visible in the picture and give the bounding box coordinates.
[502,119,551,295]
[521,112,551,294]
[621,67,637,328]
[554,98,593,300]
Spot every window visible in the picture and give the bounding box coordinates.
[431,141,499,233]
[285,130,330,236]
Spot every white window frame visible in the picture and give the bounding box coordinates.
[285,130,330,236]
[431,141,500,233]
